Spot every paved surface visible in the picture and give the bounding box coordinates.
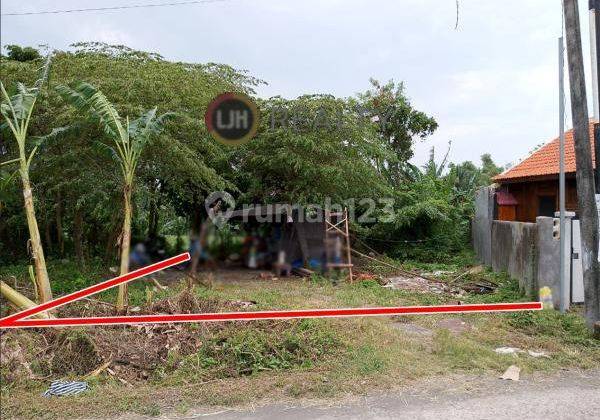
[139,369,600,420]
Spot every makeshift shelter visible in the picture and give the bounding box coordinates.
[229,205,328,270]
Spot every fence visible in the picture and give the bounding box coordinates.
[473,187,573,309]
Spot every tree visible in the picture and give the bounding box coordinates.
[57,82,174,312]
[0,43,253,266]
[357,79,438,185]
[480,153,503,184]
[0,55,53,303]
[4,45,41,62]
[235,94,392,205]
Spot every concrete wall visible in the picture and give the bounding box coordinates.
[491,221,538,297]
[472,186,578,306]
[473,187,495,266]
[536,217,571,309]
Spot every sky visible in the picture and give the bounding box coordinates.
[0,0,596,168]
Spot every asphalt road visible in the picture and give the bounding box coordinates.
[155,369,600,420]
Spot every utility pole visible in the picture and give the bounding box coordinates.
[559,36,567,314]
[564,0,600,330]
[589,0,600,192]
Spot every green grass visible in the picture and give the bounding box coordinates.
[157,319,341,386]
[0,258,107,296]
[1,255,599,419]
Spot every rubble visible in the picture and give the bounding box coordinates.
[383,275,446,293]
[500,365,521,381]
[494,347,551,358]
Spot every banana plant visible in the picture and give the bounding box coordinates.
[0,55,54,304]
[57,82,174,312]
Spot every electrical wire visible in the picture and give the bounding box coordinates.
[1,0,232,17]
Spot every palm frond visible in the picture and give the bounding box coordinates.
[16,82,29,95]
[56,82,125,140]
[31,125,75,148]
[1,83,36,123]
[129,109,176,158]
[33,53,52,93]
[94,141,126,171]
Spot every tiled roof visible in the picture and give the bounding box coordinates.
[494,121,597,182]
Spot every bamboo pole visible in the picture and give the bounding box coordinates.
[0,281,50,319]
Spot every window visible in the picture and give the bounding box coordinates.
[538,195,556,217]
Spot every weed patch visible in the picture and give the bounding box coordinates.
[170,319,342,383]
[507,310,600,347]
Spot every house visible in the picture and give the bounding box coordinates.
[492,121,597,222]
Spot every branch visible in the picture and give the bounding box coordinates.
[0,157,20,167]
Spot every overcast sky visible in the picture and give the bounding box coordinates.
[1,0,596,167]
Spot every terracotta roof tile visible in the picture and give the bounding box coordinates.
[493,121,597,182]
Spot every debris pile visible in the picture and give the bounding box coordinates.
[383,275,446,294]
[495,347,550,358]
[0,289,265,386]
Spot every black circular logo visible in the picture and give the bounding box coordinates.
[205,93,259,146]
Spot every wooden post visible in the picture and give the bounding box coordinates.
[344,208,353,283]
[563,0,600,329]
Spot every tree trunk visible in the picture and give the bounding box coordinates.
[564,0,600,329]
[44,217,52,254]
[0,220,6,255]
[104,212,120,262]
[20,173,53,303]
[188,200,203,278]
[148,181,160,241]
[74,207,85,268]
[116,183,132,313]
[56,189,64,256]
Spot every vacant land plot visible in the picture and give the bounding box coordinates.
[1,257,599,419]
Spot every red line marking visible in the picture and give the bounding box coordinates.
[2,302,543,329]
[0,253,190,327]
[0,251,543,329]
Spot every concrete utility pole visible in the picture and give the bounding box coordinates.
[559,36,567,313]
[589,1,600,191]
[564,0,600,330]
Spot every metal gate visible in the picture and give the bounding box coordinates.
[571,220,585,303]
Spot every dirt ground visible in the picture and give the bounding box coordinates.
[156,266,292,286]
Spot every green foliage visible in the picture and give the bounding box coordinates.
[507,310,600,347]
[350,344,387,375]
[0,43,252,264]
[0,42,503,271]
[0,258,105,296]
[357,78,438,183]
[362,147,503,263]
[4,45,41,62]
[432,329,505,371]
[168,319,341,382]
[234,94,392,205]
[56,81,174,188]
[463,271,524,304]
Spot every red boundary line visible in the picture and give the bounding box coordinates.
[0,253,191,327]
[0,252,543,329]
[2,302,543,328]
